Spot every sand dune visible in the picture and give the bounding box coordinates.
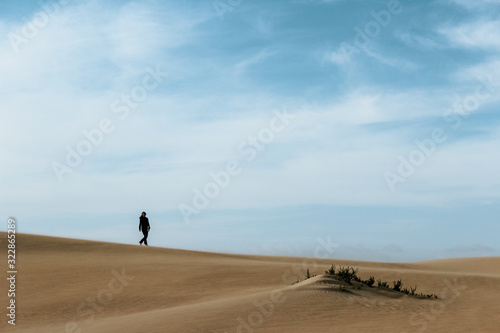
[1,232,499,332]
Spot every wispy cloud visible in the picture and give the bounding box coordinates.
[234,49,275,75]
[363,48,420,71]
[396,32,441,50]
[440,19,500,50]
[450,0,500,10]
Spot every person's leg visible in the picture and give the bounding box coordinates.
[143,230,148,246]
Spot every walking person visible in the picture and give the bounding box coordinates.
[139,211,150,246]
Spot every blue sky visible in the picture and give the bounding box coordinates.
[1,0,499,262]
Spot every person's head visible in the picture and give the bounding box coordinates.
[141,212,146,217]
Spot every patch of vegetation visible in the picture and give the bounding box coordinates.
[418,292,438,299]
[324,265,438,298]
[401,286,418,295]
[393,279,403,292]
[377,278,389,288]
[336,266,359,285]
[365,276,375,287]
[325,264,336,275]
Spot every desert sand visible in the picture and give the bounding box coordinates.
[1,232,499,332]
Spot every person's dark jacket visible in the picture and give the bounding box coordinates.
[139,216,150,232]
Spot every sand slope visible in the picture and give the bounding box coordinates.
[1,232,499,332]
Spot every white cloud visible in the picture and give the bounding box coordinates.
[364,48,420,71]
[325,48,351,66]
[396,32,441,50]
[0,1,206,93]
[233,49,275,75]
[440,19,500,50]
[326,43,419,70]
[455,59,500,82]
[451,0,500,10]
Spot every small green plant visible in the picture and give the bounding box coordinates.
[377,278,389,288]
[393,279,403,292]
[325,264,336,275]
[337,266,359,285]
[366,276,375,287]
[305,268,311,279]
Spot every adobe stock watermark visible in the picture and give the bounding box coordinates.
[235,235,339,333]
[178,108,295,224]
[330,0,404,64]
[51,65,168,182]
[213,0,244,21]
[53,267,134,333]
[6,218,17,326]
[402,276,467,333]
[7,0,73,54]
[385,74,498,191]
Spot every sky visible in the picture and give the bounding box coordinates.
[1,0,499,262]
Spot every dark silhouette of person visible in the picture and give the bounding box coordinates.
[139,211,150,246]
